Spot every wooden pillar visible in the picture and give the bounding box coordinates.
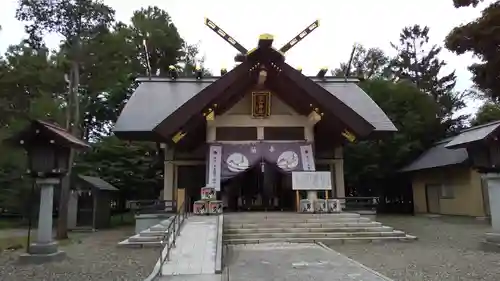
[163,146,175,202]
[334,146,346,198]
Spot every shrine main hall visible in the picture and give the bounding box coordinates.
[113,19,396,212]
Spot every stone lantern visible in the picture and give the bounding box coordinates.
[445,123,500,250]
[5,119,90,263]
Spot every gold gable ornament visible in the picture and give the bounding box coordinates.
[251,91,271,118]
[341,130,356,142]
[172,131,187,143]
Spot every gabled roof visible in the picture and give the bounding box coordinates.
[113,74,396,141]
[316,82,396,132]
[445,120,500,149]
[5,119,90,150]
[77,175,119,191]
[401,120,500,172]
[400,138,469,172]
[113,79,212,140]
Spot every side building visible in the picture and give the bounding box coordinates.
[401,121,500,217]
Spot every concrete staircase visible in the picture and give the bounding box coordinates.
[223,212,416,244]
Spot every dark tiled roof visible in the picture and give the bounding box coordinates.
[36,120,90,149]
[400,138,469,172]
[445,120,500,149]
[4,119,90,150]
[400,121,500,172]
[77,175,119,191]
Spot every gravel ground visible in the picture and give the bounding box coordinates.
[0,227,160,281]
[328,215,500,281]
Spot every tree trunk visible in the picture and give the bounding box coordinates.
[56,61,80,239]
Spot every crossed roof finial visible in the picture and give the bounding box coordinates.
[204,18,320,62]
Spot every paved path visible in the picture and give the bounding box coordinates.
[226,243,393,281]
[160,216,218,276]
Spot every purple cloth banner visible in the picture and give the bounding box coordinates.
[215,142,316,180]
[220,143,262,179]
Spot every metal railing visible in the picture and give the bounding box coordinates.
[157,201,188,277]
[129,200,177,214]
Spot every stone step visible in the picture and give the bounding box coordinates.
[150,224,172,232]
[224,235,417,245]
[225,217,370,224]
[139,229,169,237]
[224,230,405,240]
[224,213,361,219]
[127,234,166,243]
[225,220,377,229]
[117,239,164,248]
[224,226,393,234]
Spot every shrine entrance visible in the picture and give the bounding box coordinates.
[220,161,295,212]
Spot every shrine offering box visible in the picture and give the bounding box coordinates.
[201,187,216,200]
[208,200,223,214]
[193,200,208,215]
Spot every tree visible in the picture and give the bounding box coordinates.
[390,24,468,134]
[471,102,500,126]
[344,79,441,192]
[0,43,65,217]
[74,136,162,208]
[453,0,483,7]
[332,45,391,80]
[445,1,500,101]
[16,0,116,239]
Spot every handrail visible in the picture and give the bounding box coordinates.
[157,201,188,277]
[129,200,177,214]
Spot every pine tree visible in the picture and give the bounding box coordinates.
[390,24,468,134]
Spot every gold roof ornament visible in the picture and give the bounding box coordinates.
[341,130,356,142]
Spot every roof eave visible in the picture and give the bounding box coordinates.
[399,160,469,173]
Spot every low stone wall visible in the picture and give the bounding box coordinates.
[134,213,173,234]
[215,214,224,274]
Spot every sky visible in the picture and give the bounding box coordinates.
[0,0,492,116]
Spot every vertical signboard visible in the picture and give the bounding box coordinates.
[300,143,316,171]
[207,145,222,191]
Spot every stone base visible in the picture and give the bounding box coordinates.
[485,232,500,243]
[18,251,66,264]
[28,241,59,255]
[481,233,500,252]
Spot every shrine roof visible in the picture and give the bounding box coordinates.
[113,62,396,142]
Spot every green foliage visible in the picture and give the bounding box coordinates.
[389,24,468,133]
[445,1,500,101]
[74,136,161,199]
[453,0,483,8]
[471,102,500,126]
[331,46,391,79]
[16,0,115,50]
[344,79,441,191]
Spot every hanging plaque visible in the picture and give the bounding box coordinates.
[251,91,271,118]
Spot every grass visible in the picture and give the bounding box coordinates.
[110,212,135,228]
[0,219,24,230]
[0,234,82,252]
[0,236,27,251]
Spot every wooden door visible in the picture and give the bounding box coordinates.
[425,184,440,214]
